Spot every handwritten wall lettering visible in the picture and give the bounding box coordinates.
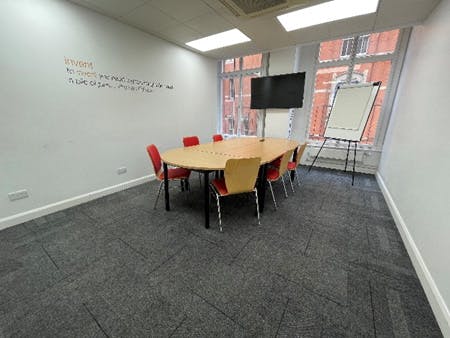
[64,57,174,94]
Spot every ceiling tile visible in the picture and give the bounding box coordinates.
[123,3,178,33]
[238,17,296,51]
[328,14,376,39]
[149,0,212,21]
[283,24,331,46]
[68,0,443,59]
[79,0,147,18]
[184,11,234,35]
[158,24,201,44]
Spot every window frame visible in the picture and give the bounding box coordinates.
[218,54,268,137]
[307,28,411,151]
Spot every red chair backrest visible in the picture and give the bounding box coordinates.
[183,136,200,147]
[212,134,223,142]
[146,144,162,175]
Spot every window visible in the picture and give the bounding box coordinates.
[341,35,370,57]
[357,35,369,55]
[219,54,265,137]
[309,29,401,145]
[340,38,353,57]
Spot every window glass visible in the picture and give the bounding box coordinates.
[319,29,399,62]
[354,60,392,144]
[223,58,240,72]
[309,66,350,140]
[310,29,400,145]
[219,54,263,137]
[360,30,399,58]
[242,54,262,70]
[340,38,354,57]
[239,75,259,136]
[221,77,239,135]
[357,35,369,55]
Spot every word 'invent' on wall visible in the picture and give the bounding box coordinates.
[64,57,175,94]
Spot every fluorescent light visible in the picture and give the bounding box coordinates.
[186,29,251,52]
[277,0,379,31]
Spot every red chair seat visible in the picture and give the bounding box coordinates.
[266,167,280,181]
[287,161,296,170]
[183,136,200,147]
[270,157,281,168]
[212,134,223,142]
[211,178,229,196]
[158,167,190,180]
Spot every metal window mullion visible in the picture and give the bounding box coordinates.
[372,28,411,149]
[236,74,243,136]
[317,58,353,69]
[353,54,394,64]
[318,51,395,69]
[305,43,321,143]
[219,69,261,79]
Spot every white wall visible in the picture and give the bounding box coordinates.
[378,0,450,335]
[290,44,317,145]
[0,0,217,225]
[264,47,296,138]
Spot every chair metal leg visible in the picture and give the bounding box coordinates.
[154,181,163,209]
[268,180,277,210]
[254,188,261,225]
[295,168,301,187]
[215,193,222,232]
[288,172,295,193]
[281,176,288,198]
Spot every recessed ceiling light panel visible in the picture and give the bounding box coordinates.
[186,29,251,52]
[277,0,379,31]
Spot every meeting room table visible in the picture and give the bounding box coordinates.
[160,137,299,228]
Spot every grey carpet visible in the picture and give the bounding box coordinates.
[0,167,443,337]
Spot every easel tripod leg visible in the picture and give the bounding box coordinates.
[308,138,327,172]
[344,140,351,172]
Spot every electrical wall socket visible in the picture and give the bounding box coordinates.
[8,189,29,201]
[117,167,127,175]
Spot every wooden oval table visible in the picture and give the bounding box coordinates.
[161,137,299,228]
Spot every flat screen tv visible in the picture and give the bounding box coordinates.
[250,72,305,109]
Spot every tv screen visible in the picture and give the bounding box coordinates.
[250,72,305,109]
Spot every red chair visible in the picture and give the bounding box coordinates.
[182,135,201,185]
[287,143,307,191]
[212,134,223,142]
[146,144,190,209]
[183,136,200,147]
[266,149,294,209]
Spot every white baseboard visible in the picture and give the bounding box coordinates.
[376,172,450,337]
[0,174,155,231]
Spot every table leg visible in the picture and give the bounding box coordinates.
[203,171,210,228]
[291,147,298,181]
[163,162,170,211]
[258,164,268,213]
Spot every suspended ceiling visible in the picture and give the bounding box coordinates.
[68,0,441,59]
